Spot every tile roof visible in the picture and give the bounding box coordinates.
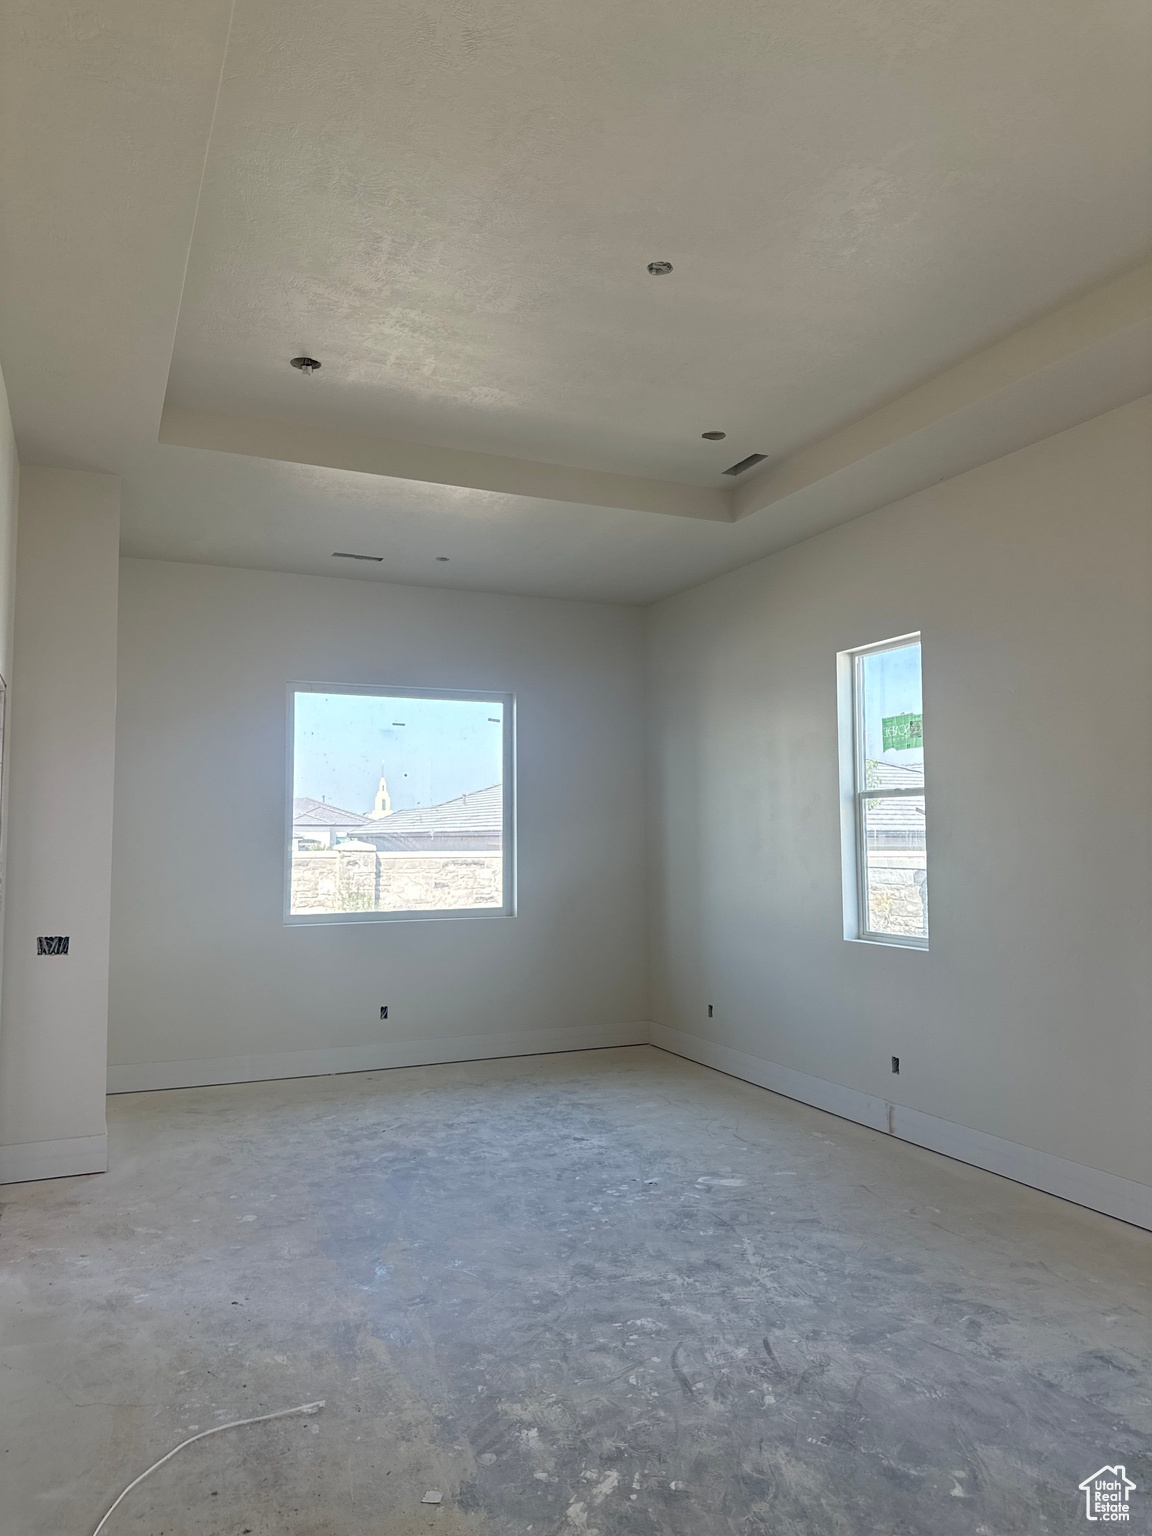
[364,783,502,838]
[863,761,925,836]
[866,760,924,790]
[292,796,370,828]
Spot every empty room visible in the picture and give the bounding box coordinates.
[1,2,1150,1533]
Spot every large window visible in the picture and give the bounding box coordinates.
[286,685,514,923]
[839,636,928,948]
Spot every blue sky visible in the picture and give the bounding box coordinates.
[860,642,923,764]
[294,692,503,814]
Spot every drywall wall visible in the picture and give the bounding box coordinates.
[648,396,1152,1227]
[0,359,19,1109]
[108,561,648,1087]
[0,468,120,1182]
[0,359,17,685]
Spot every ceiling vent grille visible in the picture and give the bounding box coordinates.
[332,551,383,561]
[722,453,767,477]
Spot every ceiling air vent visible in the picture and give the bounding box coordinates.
[332,551,383,562]
[722,453,767,477]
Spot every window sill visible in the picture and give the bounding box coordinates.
[285,906,513,928]
[846,933,929,952]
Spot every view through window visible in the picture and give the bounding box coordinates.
[288,687,511,921]
[851,637,928,946]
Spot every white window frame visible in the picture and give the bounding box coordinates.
[837,633,928,951]
[284,682,516,926]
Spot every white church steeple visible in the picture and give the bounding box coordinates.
[369,763,392,819]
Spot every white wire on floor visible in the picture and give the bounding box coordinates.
[90,1399,326,1536]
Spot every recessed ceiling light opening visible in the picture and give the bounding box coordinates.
[290,356,321,374]
[701,431,726,441]
[647,261,673,276]
[722,452,768,477]
[332,551,382,561]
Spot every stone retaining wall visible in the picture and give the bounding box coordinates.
[291,847,503,915]
[865,849,928,938]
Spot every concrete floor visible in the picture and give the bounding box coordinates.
[1,1046,1149,1536]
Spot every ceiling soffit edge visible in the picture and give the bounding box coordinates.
[157,407,735,522]
[733,257,1152,520]
[158,258,1152,531]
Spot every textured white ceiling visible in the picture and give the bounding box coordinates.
[0,0,233,469]
[166,0,1152,484]
[2,1,1151,603]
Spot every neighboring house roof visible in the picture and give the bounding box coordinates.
[292,786,502,851]
[866,799,926,836]
[292,797,370,829]
[866,760,924,790]
[864,760,925,838]
[364,783,502,838]
[380,786,503,835]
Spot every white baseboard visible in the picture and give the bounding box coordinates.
[0,1133,108,1185]
[107,1023,651,1094]
[103,1019,1152,1233]
[651,1024,1152,1233]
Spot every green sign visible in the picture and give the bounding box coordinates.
[882,712,923,752]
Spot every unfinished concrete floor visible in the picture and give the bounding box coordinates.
[1,1046,1149,1536]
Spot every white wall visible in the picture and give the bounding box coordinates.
[0,361,19,1132]
[0,360,18,686]
[648,397,1152,1227]
[0,468,120,1182]
[108,561,648,1087]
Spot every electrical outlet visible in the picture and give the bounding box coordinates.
[891,1056,900,1074]
[380,1005,389,1020]
[707,1003,714,1018]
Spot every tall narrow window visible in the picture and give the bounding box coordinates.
[840,636,928,948]
[286,685,514,924]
